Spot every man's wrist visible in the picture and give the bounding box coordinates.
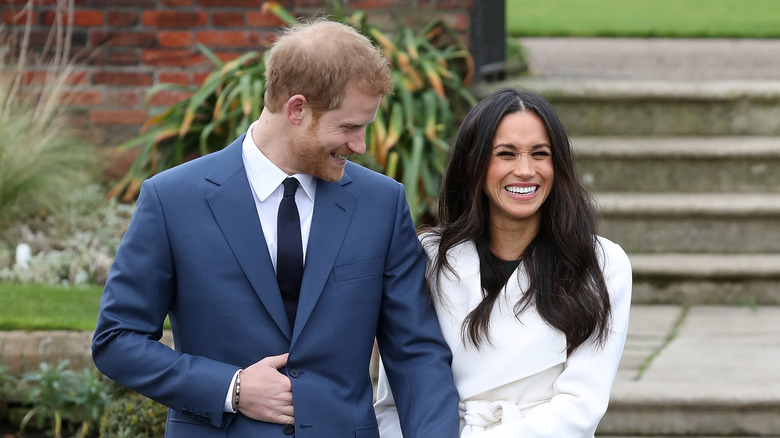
[233,369,242,411]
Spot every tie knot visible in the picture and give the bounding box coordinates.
[282,177,299,197]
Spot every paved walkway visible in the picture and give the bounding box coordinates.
[604,305,780,436]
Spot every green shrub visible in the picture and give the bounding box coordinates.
[18,360,109,438]
[111,2,476,224]
[0,43,96,228]
[0,185,134,286]
[99,390,167,438]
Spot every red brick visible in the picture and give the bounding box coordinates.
[159,31,193,48]
[3,0,56,4]
[211,11,245,27]
[247,10,285,28]
[193,71,211,86]
[89,50,140,67]
[430,0,473,9]
[159,71,191,85]
[92,31,157,47]
[197,0,262,6]
[293,0,325,6]
[60,89,103,105]
[215,51,243,63]
[445,12,469,32]
[162,0,194,4]
[67,70,89,85]
[107,11,138,27]
[92,0,154,6]
[141,49,207,67]
[20,70,47,85]
[91,109,148,125]
[348,0,406,9]
[104,50,141,66]
[142,11,207,28]
[4,9,35,25]
[42,10,104,26]
[103,89,141,107]
[196,31,260,47]
[147,89,193,106]
[93,71,154,87]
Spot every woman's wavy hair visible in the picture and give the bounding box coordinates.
[426,87,611,354]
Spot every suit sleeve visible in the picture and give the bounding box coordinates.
[91,180,238,429]
[373,183,460,437]
[473,240,633,438]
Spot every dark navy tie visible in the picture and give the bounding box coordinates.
[277,177,303,329]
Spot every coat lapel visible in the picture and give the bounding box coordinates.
[291,172,356,346]
[205,137,292,340]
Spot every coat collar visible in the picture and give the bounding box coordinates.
[204,136,357,344]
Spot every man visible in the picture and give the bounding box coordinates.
[92,19,459,437]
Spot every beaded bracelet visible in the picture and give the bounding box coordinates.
[234,370,242,410]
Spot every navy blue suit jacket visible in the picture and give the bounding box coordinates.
[92,135,459,437]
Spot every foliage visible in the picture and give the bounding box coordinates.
[4,359,168,437]
[99,390,168,438]
[111,2,476,223]
[0,360,18,399]
[0,4,97,227]
[18,360,108,438]
[0,185,134,286]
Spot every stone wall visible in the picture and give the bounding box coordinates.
[1,0,473,146]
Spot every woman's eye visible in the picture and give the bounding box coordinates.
[533,150,551,158]
[496,151,515,158]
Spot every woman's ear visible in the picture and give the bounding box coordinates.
[286,94,309,125]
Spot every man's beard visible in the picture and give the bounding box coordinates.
[290,124,349,183]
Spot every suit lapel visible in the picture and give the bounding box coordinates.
[205,137,292,340]
[291,173,356,345]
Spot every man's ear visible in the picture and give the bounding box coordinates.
[286,94,309,126]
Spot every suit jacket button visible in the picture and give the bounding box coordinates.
[289,368,300,378]
[283,424,295,435]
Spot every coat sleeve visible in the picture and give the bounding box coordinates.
[91,179,238,429]
[373,183,460,437]
[474,239,633,438]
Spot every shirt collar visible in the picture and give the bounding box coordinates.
[242,121,316,203]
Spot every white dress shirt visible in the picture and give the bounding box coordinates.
[223,122,318,412]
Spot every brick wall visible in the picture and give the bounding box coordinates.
[1,0,473,147]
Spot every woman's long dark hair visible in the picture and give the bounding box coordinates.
[426,88,611,354]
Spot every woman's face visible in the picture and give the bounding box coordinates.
[483,111,554,230]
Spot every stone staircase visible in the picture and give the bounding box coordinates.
[475,77,780,307]
[473,37,780,437]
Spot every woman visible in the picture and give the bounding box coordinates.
[374,88,632,437]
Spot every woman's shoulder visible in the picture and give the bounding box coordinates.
[595,235,631,270]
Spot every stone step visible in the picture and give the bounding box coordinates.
[473,79,780,136]
[574,137,780,193]
[628,253,780,305]
[599,305,780,437]
[596,193,780,254]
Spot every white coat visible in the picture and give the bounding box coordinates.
[374,235,632,437]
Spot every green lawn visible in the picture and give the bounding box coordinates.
[0,283,103,330]
[0,283,173,331]
[507,0,780,38]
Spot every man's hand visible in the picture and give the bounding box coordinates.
[237,353,294,424]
